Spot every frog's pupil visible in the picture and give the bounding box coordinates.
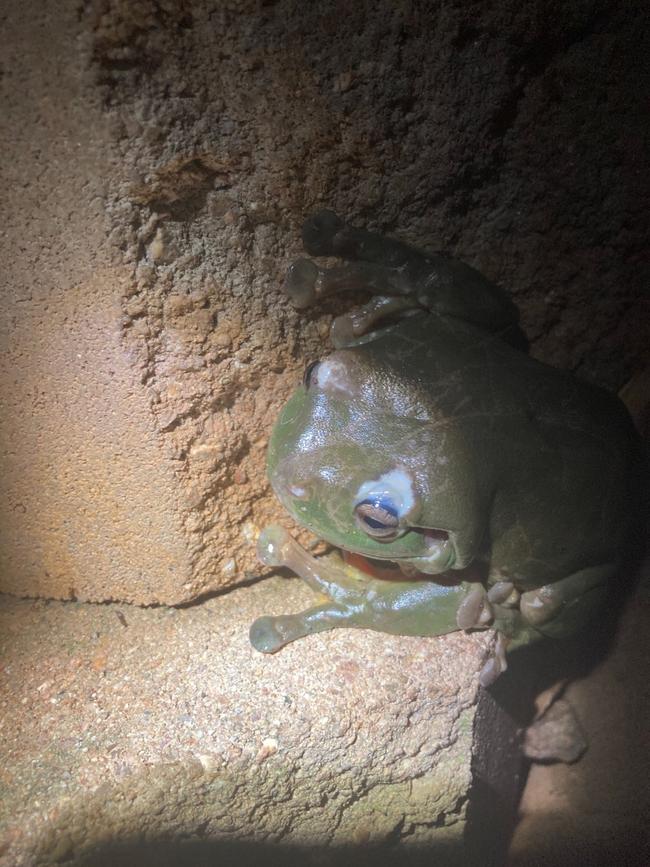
[363,515,383,529]
[360,498,398,519]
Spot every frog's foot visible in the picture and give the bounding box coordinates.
[301,209,427,273]
[479,632,509,687]
[519,563,614,636]
[456,585,494,630]
[331,296,420,347]
[249,605,341,653]
[249,615,291,653]
[285,257,413,312]
[487,580,521,607]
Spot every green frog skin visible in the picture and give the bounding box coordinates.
[249,211,640,684]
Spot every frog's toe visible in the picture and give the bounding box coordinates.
[456,586,494,629]
[249,616,288,653]
[330,314,357,348]
[285,258,319,309]
[256,524,291,568]
[302,209,343,255]
[520,587,563,626]
[479,632,509,687]
[479,652,507,687]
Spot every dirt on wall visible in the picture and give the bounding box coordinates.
[1,0,647,604]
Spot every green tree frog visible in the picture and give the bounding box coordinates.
[250,211,640,684]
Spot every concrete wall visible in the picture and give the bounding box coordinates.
[1,0,647,604]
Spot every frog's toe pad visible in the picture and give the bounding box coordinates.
[285,258,319,309]
[520,587,563,626]
[479,632,509,687]
[249,616,288,653]
[457,587,494,630]
[302,209,343,255]
[479,654,507,688]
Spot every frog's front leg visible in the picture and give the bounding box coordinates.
[298,210,522,339]
[250,603,362,654]
[286,257,422,347]
[250,525,493,653]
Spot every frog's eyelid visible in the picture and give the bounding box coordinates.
[355,496,399,519]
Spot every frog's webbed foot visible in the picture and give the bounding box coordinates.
[285,257,413,308]
[286,254,421,345]
[301,209,429,273]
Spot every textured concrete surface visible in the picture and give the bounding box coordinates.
[0,2,198,603]
[0,583,507,866]
[1,0,648,604]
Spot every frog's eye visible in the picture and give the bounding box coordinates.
[354,498,400,541]
[303,360,320,389]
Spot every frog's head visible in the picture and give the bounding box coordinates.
[268,351,486,573]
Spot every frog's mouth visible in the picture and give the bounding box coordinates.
[342,550,480,585]
[341,527,482,585]
[341,528,463,583]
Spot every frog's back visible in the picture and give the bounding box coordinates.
[369,311,635,448]
[361,311,640,578]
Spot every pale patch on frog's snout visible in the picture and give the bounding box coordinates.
[354,468,417,520]
[288,484,311,500]
[311,357,358,398]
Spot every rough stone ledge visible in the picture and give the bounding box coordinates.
[0,579,509,866]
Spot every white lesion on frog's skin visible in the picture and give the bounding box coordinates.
[250,210,641,686]
[312,357,357,397]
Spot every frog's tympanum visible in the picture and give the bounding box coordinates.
[250,211,640,684]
